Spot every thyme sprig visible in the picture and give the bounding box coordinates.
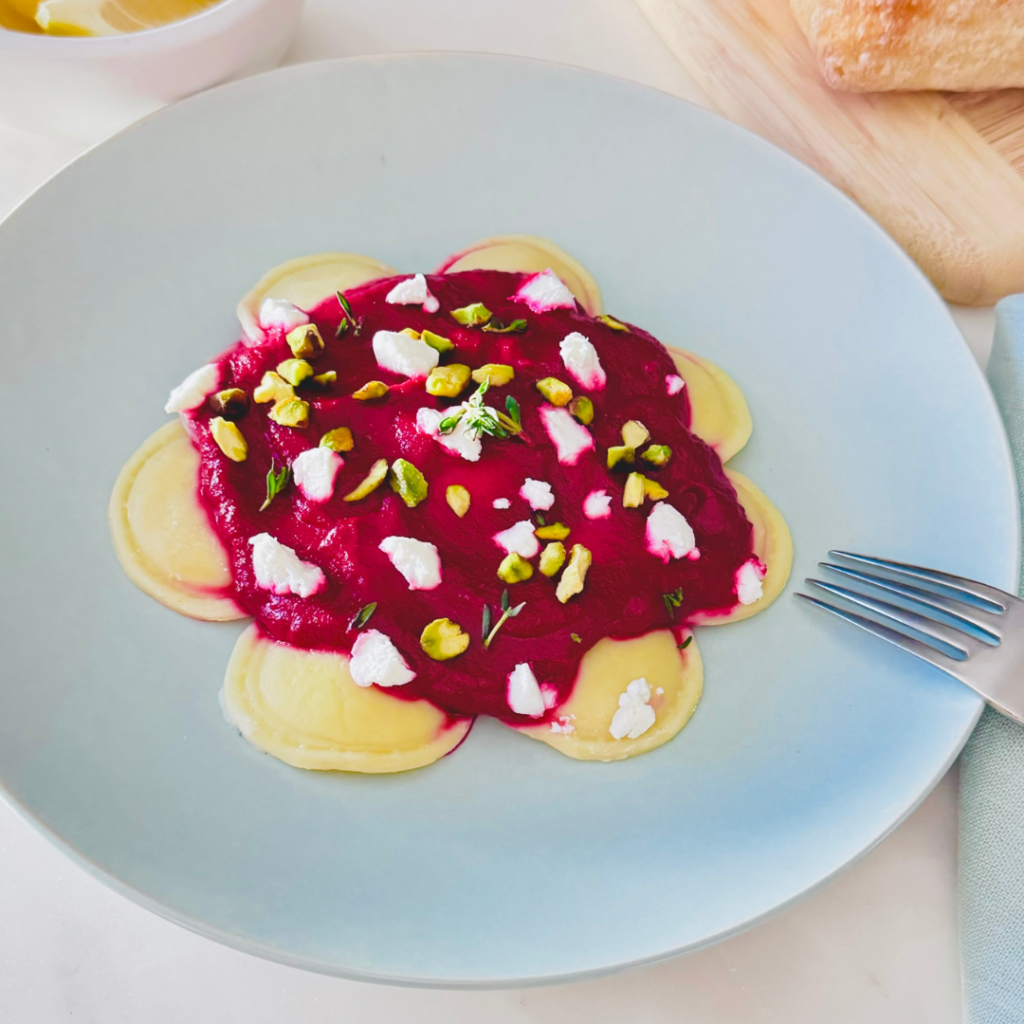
[483,589,526,648]
[259,459,290,511]
[335,291,360,337]
[438,380,508,439]
[662,587,684,618]
[483,318,528,334]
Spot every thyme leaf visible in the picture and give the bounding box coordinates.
[501,589,510,612]
[481,604,492,642]
[662,587,684,618]
[349,602,377,631]
[259,459,290,512]
[482,318,528,334]
[570,632,582,643]
[678,635,693,650]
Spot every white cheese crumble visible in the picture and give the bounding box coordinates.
[583,489,612,520]
[416,406,482,462]
[609,677,657,740]
[492,498,511,509]
[736,558,766,605]
[666,374,686,396]
[493,520,540,559]
[378,536,442,590]
[519,478,555,511]
[559,332,606,390]
[507,662,546,718]
[513,268,577,312]
[291,447,343,502]
[385,273,440,313]
[164,363,220,414]
[539,405,594,465]
[550,715,576,735]
[349,629,416,688]
[248,533,325,598]
[645,502,698,562]
[372,329,440,379]
[259,297,309,333]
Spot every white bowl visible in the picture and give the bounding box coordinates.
[0,0,305,142]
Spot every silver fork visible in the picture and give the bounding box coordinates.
[796,551,1024,725]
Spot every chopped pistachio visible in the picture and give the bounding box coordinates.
[536,377,573,406]
[421,330,454,353]
[535,521,571,541]
[497,552,534,584]
[268,398,310,428]
[539,541,566,577]
[420,618,470,661]
[446,484,471,518]
[597,314,629,331]
[389,458,428,507]
[621,420,650,448]
[209,388,248,420]
[568,395,594,425]
[607,445,635,470]
[319,427,354,453]
[471,363,515,387]
[556,544,592,604]
[343,458,388,502]
[641,444,672,467]
[450,302,492,327]
[285,323,324,359]
[642,476,669,501]
[276,358,314,386]
[426,363,472,398]
[312,371,337,387]
[623,472,646,508]
[253,371,295,405]
[352,380,389,401]
[400,327,421,339]
[210,416,247,462]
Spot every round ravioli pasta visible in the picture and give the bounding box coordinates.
[221,624,473,773]
[109,421,243,621]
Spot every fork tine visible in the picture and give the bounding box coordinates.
[795,593,966,679]
[819,563,1002,641]
[828,551,1009,611]
[806,579,977,657]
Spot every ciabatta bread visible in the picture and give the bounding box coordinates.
[790,0,1024,91]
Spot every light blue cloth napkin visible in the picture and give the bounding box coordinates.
[961,294,1024,1023]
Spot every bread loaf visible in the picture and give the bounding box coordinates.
[790,0,1024,90]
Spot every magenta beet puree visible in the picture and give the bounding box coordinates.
[185,270,755,724]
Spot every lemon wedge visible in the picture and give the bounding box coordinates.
[35,0,216,35]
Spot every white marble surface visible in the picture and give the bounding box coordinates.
[0,0,992,1019]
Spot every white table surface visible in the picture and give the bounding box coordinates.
[0,1,996,1020]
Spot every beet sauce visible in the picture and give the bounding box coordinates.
[184,271,754,724]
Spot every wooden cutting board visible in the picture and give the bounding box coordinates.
[637,0,1024,305]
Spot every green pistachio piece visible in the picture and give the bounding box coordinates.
[389,458,428,508]
[535,521,571,541]
[420,618,470,661]
[313,371,337,386]
[556,544,592,604]
[276,358,314,387]
[421,330,454,353]
[450,302,492,327]
[320,427,354,453]
[539,541,566,577]
[536,377,573,407]
[253,371,295,405]
[209,417,247,462]
[642,476,669,500]
[446,484,471,518]
[400,328,421,339]
[641,444,672,467]
[209,388,248,420]
[343,457,388,502]
[498,552,534,584]
[267,397,310,429]
[352,380,389,401]
[597,314,629,332]
[285,323,324,359]
[471,363,515,387]
[607,445,635,470]
[623,472,646,508]
[426,363,472,398]
[568,395,594,425]
[621,419,650,448]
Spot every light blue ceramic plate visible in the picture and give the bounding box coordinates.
[0,55,1016,986]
